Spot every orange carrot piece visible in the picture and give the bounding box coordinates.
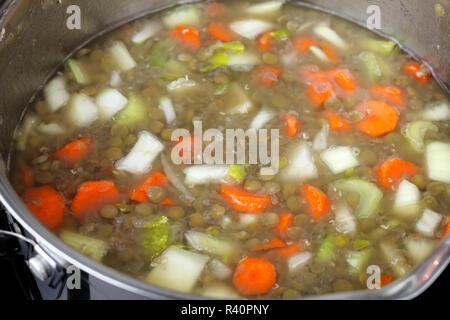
[205,2,226,17]
[275,243,302,259]
[293,37,319,53]
[307,73,336,109]
[283,113,300,137]
[376,158,421,189]
[159,198,176,206]
[356,100,399,137]
[275,213,295,238]
[319,42,340,64]
[404,62,430,85]
[208,23,237,42]
[129,172,168,203]
[233,257,277,295]
[170,26,201,51]
[329,68,358,93]
[254,65,282,87]
[252,237,286,251]
[302,184,330,221]
[174,136,196,162]
[53,137,92,166]
[21,165,34,187]
[71,180,120,219]
[323,109,351,131]
[220,184,271,213]
[380,274,394,287]
[369,86,405,107]
[443,222,450,238]
[258,32,273,53]
[22,186,64,230]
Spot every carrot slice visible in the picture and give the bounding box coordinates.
[159,198,176,206]
[283,113,300,137]
[275,243,302,259]
[21,165,34,187]
[208,23,237,42]
[233,257,277,295]
[220,184,271,213]
[254,65,282,87]
[302,184,330,221]
[329,68,358,93]
[380,274,394,287]
[129,172,168,203]
[22,186,64,230]
[443,222,450,238]
[170,26,201,51]
[356,100,399,137]
[258,32,273,53]
[404,62,430,85]
[252,237,286,251]
[319,42,340,64]
[323,109,351,131]
[53,137,92,166]
[369,86,405,107]
[307,73,336,109]
[294,37,319,52]
[71,180,120,219]
[205,2,225,17]
[376,158,420,189]
[275,213,295,238]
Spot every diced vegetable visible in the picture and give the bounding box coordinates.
[44,76,70,112]
[233,257,276,295]
[116,131,164,175]
[184,165,230,185]
[328,69,358,93]
[271,28,290,40]
[109,70,122,87]
[224,82,254,114]
[425,141,450,184]
[253,65,281,87]
[200,52,229,72]
[359,38,396,56]
[404,237,437,264]
[95,88,128,120]
[283,113,300,137]
[313,23,348,50]
[280,142,318,181]
[132,20,162,44]
[129,172,168,203]
[162,59,190,80]
[404,62,430,85]
[109,41,137,72]
[346,248,372,275]
[146,247,209,293]
[37,122,66,136]
[185,230,237,259]
[167,76,197,92]
[158,97,176,124]
[312,124,329,152]
[376,158,420,189]
[334,201,357,235]
[333,178,383,219]
[220,184,271,213]
[249,107,276,129]
[149,40,172,67]
[66,59,91,85]
[162,5,201,29]
[208,23,237,42]
[160,154,194,202]
[380,274,395,287]
[141,216,170,258]
[246,1,284,15]
[309,45,331,64]
[323,110,351,131]
[358,51,382,82]
[209,41,246,53]
[22,186,65,230]
[209,259,233,280]
[303,184,330,221]
[275,213,294,238]
[252,237,286,251]
[421,99,450,121]
[238,213,260,227]
[379,241,410,277]
[316,234,336,263]
[59,230,108,262]
[170,26,201,51]
[416,208,442,237]
[356,100,399,137]
[227,52,261,71]
[306,72,336,109]
[258,32,273,53]
[116,94,148,126]
[369,86,404,107]
[404,121,438,152]
[53,137,92,166]
[66,93,99,127]
[229,19,273,40]
[320,146,359,174]
[288,252,312,274]
[275,243,302,259]
[393,180,421,219]
[15,115,38,151]
[200,283,241,299]
[228,165,247,181]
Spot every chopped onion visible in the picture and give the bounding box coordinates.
[66,93,99,127]
[404,237,437,264]
[246,1,284,15]
[280,142,318,181]
[249,108,276,130]
[312,124,329,152]
[132,20,162,44]
[313,23,348,50]
[200,283,240,299]
[393,179,421,219]
[320,146,359,174]
[209,259,232,280]
[162,5,201,29]
[229,19,273,40]
[334,201,357,235]
[158,97,176,125]
[416,208,442,237]
[227,52,261,71]
[238,214,260,226]
[44,76,70,112]
[421,99,450,121]
[404,120,438,152]
[309,46,331,63]
[37,122,66,136]
[115,131,164,175]
[167,76,197,92]
[288,252,312,274]
[109,70,123,87]
[109,41,137,72]
[184,165,230,185]
[161,154,194,202]
[426,141,450,184]
[225,83,254,115]
[95,88,128,120]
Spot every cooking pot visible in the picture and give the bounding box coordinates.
[0,0,449,299]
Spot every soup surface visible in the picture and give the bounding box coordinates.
[10,0,450,299]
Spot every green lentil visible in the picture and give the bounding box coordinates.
[100,204,119,219]
[188,213,206,228]
[147,186,167,203]
[134,202,154,216]
[106,147,123,161]
[167,206,185,220]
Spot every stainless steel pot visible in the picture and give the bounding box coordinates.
[0,0,449,299]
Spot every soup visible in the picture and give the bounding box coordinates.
[10,0,450,299]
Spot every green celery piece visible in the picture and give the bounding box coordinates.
[185,230,236,260]
[316,234,336,263]
[359,38,396,56]
[333,178,383,220]
[347,248,373,275]
[66,58,91,85]
[161,58,189,80]
[271,28,290,39]
[141,216,170,259]
[116,94,148,126]
[228,165,247,180]
[358,51,382,82]
[149,40,172,67]
[200,52,229,72]
[210,41,245,53]
[215,81,231,95]
[353,239,371,251]
[405,120,438,152]
[59,230,108,262]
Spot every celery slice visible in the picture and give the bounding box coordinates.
[66,59,91,85]
[358,51,382,82]
[210,41,245,53]
[316,234,336,263]
[185,230,237,260]
[162,59,189,80]
[228,165,247,180]
[141,216,170,259]
[116,94,148,126]
[359,38,396,56]
[347,248,373,275]
[59,230,108,262]
[149,40,171,67]
[404,120,438,152]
